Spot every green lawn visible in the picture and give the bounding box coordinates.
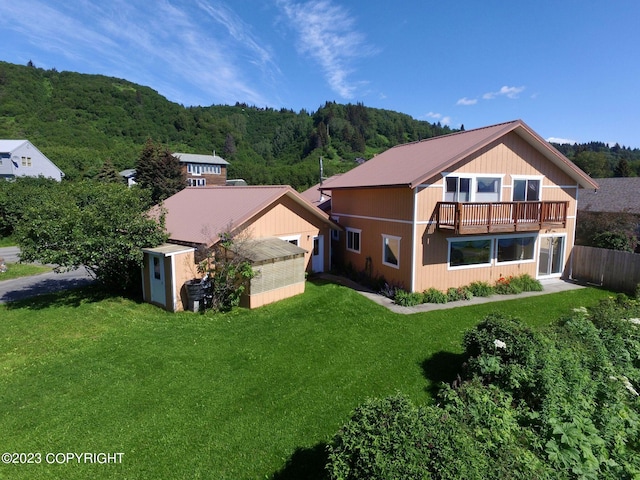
[0,262,52,281]
[0,281,613,479]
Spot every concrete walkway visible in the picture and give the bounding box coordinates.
[0,247,95,304]
[317,273,586,314]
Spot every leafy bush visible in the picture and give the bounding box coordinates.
[510,274,543,292]
[327,394,488,480]
[393,289,423,307]
[467,281,494,297]
[494,275,522,294]
[592,230,636,252]
[423,287,448,304]
[446,286,473,302]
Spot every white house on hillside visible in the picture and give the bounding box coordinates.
[0,140,64,181]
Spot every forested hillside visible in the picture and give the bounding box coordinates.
[1,60,637,188]
[0,61,453,188]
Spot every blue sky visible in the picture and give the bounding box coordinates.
[2,0,639,147]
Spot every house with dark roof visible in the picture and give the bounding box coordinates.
[320,120,598,292]
[142,186,340,311]
[0,140,64,181]
[578,177,640,215]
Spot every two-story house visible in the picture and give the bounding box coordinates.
[321,120,598,292]
[0,140,64,181]
[174,152,229,187]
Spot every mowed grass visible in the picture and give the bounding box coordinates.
[0,281,612,479]
[0,262,52,281]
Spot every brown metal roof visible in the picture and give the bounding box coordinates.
[156,186,339,245]
[322,120,598,190]
[578,177,640,214]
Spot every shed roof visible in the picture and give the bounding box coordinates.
[321,120,598,191]
[578,177,640,214]
[155,186,340,245]
[173,153,230,165]
[242,237,306,264]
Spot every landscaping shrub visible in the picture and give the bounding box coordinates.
[326,394,488,480]
[467,281,494,297]
[393,289,423,307]
[446,286,473,302]
[510,273,543,292]
[423,287,448,304]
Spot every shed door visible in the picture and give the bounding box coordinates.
[150,254,166,305]
[312,235,324,273]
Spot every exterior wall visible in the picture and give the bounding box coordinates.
[331,187,414,288]
[1,142,63,181]
[332,133,582,292]
[242,282,305,309]
[242,255,306,308]
[142,248,195,312]
[246,195,333,272]
[182,164,227,186]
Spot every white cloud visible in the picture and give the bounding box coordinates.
[276,0,375,99]
[456,97,477,106]
[425,112,442,120]
[483,85,525,100]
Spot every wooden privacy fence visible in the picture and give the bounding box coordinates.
[570,245,640,292]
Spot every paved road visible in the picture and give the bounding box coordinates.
[0,247,95,304]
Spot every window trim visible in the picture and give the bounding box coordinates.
[511,175,544,202]
[279,234,301,246]
[346,228,361,254]
[381,234,401,269]
[495,234,537,265]
[447,236,493,270]
[442,173,504,202]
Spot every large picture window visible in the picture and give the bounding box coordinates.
[382,235,400,268]
[346,228,361,253]
[449,239,492,267]
[496,236,536,263]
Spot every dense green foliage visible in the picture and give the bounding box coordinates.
[0,176,59,237]
[553,142,640,178]
[135,138,186,203]
[328,298,640,479]
[0,61,455,189]
[15,181,167,291]
[576,211,639,252]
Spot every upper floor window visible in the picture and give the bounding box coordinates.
[21,156,32,167]
[346,228,361,253]
[513,178,540,201]
[444,175,502,202]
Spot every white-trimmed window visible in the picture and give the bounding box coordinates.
[187,163,201,175]
[346,228,361,253]
[444,174,503,202]
[188,178,206,187]
[512,177,542,201]
[279,234,301,246]
[496,235,536,263]
[382,235,401,268]
[448,237,493,268]
[21,156,32,167]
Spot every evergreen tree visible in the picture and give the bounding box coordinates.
[135,138,186,204]
[613,157,632,177]
[96,158,123,183]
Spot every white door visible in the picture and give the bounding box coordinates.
[150,254,166,305]
[312,235,324,272]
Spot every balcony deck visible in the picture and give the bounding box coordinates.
[436,201,568,235]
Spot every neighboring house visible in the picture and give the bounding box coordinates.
[300,174,342,213]
[173,152,229,187]
[119,168,137,187]
[578,177,640,215]
[142,186,340,311]
[321,119,598,292]
[0,140,64,181]
[576,177,640,251]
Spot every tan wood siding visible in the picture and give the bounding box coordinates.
[332,187,413,221]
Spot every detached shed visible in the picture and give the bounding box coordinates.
[142,243,196,312]
[241,237,307,308]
